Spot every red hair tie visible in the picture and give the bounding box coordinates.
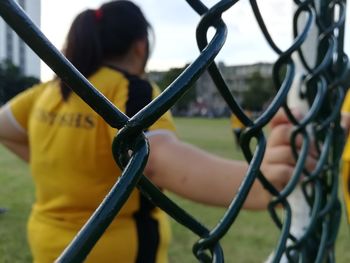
[95,9,103,21]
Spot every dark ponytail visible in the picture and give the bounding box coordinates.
[59,0,151,101]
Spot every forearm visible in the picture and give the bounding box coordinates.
[341,112,350,136]
[146,135,270,209]
[0,139,29,162]
[145,111,310,211]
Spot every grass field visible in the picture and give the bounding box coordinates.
[0,117,350,262]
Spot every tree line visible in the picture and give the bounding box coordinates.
[153,66,275,116]
[0,60,39,105]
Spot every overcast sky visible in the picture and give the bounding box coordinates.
[40,0,350,80]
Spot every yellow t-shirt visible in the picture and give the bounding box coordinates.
[230,114,245,130]
[9,66,176,263]
[341,90,350,223]
[342,90,350,161]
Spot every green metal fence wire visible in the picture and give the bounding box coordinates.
[0,0,349,262]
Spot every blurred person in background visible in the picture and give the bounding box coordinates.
[0,1,316,262]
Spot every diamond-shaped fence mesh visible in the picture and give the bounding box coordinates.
[0,0,349,262]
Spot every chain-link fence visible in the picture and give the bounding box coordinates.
[0,0,348,262]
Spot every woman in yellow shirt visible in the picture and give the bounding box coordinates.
[341,90,350,223]
[230,111,252,148]
[0,1,316,262]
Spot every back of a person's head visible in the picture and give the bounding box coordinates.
[99,1,149,57]
[60,0,151,100]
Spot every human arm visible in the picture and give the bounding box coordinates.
[0,84,44,162]
[0,105,29,162]
[341,111,350,136]
[341,90,350,136]
[144,112,315,210]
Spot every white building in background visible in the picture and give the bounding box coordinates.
[0,0,41,78]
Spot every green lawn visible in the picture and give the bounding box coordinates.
[0,117,350,262]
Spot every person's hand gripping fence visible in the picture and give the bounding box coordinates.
[0,0,348,262]
[250,0,348,262]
